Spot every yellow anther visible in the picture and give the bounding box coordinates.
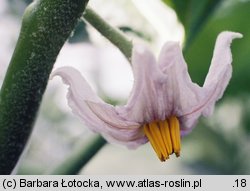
[148,122,168,159]
[159,120,172,156]
[169,116,181,157]
[143,124,163,161]
[143,117,181,161]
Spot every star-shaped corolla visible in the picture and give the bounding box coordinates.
[52,31,242,161]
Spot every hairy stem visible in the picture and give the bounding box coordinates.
[0,0,89,174]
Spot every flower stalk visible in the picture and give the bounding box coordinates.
[83,7,133,62]
[0,0,89,174]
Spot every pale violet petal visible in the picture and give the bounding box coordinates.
[182,31,242,130]
[157,31,242,132]
[117,44,167,123]
[102,132,148,149]
[168,31,242,131]
[52,67,105,132]
[158,42,205,129]
[52,66,103,103]
[202,31,243,116]
[87,103,148,149]
[52,67,145,147]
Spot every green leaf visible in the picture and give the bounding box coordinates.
[162,0,223,48]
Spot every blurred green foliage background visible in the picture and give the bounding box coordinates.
[1,0,250,174]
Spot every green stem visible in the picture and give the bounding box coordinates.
[83,7,133,62]
[0,0,89,174]
[49,135,106,175]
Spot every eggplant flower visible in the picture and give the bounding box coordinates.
[52,31,242,161]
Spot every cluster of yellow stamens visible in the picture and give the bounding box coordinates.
[143,116,181,161]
